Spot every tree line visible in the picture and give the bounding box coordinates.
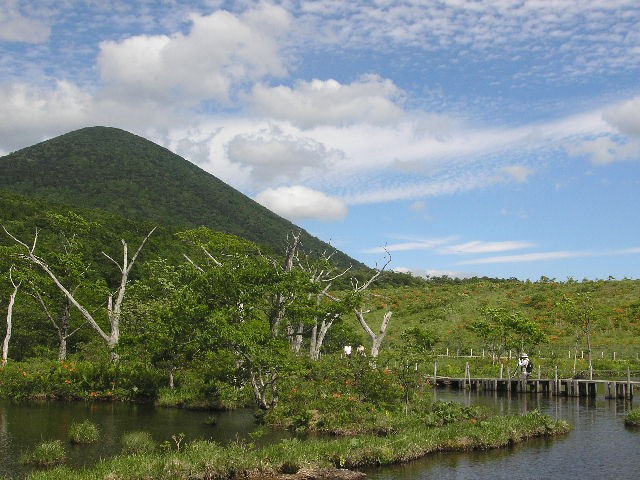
[1,211,395,409]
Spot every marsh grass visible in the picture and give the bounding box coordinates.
[68,420,100,444]
[26,410,569,479]
[20,439,66,468]
[624,408,640,426]
[121,431,156,454]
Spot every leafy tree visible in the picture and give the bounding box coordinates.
[558,290,598,377]
[467,307,546,363]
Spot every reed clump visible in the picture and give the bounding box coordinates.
[624,408,640,426]
[20,439,66,468]
[121,431,157,455]
[25,410,569,480]
[68,420,100,444]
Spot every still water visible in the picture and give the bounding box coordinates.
[366,388,640,480]
[0,401,285,479]
[1,389,639,479]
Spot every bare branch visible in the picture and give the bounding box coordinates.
[183,254,204,272]
[201,246,223,266]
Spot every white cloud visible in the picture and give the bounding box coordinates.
[503,165,534,183]
[441,241,535,255]
[226,126,342,186]
[0,1,50,43]
[409,201,426,212]
[295,0,640,81]
[603,96,640,137]
[364,237,455,254]
[255,185,347,221]
[251,75,404,128]
[97,4,290,104]
[566,136,639,165]
[0,81,92,150]
[458,251,592,265]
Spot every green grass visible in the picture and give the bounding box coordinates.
[625,408,640,426]
[25,410,569,479]
[20,440,66,468]
[68,420,100,444]
[121,431,157,455]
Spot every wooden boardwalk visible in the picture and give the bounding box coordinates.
[434,376,638,399]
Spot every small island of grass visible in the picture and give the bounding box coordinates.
[625,408,640,427]
[25,407,568,480]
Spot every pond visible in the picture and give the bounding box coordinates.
[1,390,639,479]
[0,400,286,479]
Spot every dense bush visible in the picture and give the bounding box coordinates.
[0,358,164,401]
[262,354,433,434]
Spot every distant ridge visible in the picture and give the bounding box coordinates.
[0,126,360,267]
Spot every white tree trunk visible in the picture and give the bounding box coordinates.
[309,315,337,360]
[355,309,392,358]
[4,226,155,358]
[2,276,20,367]
[288,322,304,353]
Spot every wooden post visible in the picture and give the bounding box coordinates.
[433,362,438,385]
[554,366,559,396]
[500,364,504,379]
[464,362,470,389]
[628,367,632,400]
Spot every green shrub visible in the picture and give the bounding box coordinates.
[69,420,100,444]
[121,431,156,454]
[20,439,66,467]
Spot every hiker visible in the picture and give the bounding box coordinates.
[356,344,365,356]
[518,352,533,377]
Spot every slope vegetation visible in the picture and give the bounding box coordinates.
[0,126,358,266]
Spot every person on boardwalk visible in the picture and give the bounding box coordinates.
[518,352,533,377]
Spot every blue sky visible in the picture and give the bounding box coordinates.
[1,1,639,280]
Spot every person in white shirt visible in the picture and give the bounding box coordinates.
[518,353,532,377]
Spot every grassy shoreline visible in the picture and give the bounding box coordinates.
[26,410,569,480]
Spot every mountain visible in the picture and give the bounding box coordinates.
[0,126,361,267]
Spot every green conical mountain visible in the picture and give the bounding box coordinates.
[0,126,360,266]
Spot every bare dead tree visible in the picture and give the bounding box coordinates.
[2,267,21,367]
[3,226,156,359]
[270,232,301,337]
[351,248,393,358]
[354,310,392,358]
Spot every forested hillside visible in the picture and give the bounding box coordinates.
[0,126,359,268]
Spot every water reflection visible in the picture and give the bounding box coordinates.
[2,390,639,480]
[0,400,286,479]
[367,388,640,480]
